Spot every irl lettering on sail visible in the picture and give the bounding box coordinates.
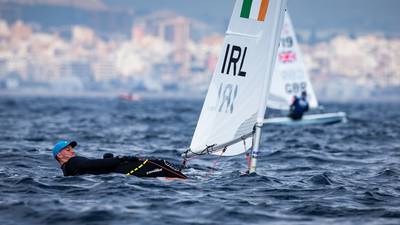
[216,83,238,114]
[221,44,247,77]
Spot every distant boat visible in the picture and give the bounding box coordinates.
[182,0,288,174]
[118,93,142,101]
[264,11,346,126]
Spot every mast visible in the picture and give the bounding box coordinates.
[248,2,288,174]
[249,122,263,173]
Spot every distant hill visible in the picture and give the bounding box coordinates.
[0,0,107,11]
[0,0,134,39]
[1,0,399,40]
[103,0,400,36]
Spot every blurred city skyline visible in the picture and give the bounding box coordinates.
[0,0,399,100]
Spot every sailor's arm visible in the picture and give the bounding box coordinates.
[78,156,140,170]
[76,157,121,171]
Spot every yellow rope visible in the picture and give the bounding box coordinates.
[126,159,148,176]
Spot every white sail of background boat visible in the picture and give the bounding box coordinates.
[264,12,346,125]
[267,12,318,110]
[183,0,287,173]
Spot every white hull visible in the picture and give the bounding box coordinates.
[264,112,347,126]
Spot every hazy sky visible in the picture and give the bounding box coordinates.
[103,0,400,35]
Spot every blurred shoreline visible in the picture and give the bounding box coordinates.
[1,89,398,103]
[0,89,205,100]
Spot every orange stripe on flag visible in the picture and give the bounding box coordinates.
[257,0,269,21]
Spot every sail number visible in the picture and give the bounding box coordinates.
[221,44,247,77]
[280,37,293,48]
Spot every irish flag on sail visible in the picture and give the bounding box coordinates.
[240,0,270,21]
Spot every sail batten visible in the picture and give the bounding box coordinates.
[189,0,287,157]
[226,31,261,38]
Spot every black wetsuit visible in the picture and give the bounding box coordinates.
[61,156,187,179]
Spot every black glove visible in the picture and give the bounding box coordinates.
[116,155,139,162]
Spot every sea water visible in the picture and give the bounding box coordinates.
[0,96,399,225]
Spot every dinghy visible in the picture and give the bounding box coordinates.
[264,12,346,125]
[265,111,347,126]
[182,0,287,173]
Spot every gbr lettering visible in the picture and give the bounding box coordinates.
[285,82,307,94]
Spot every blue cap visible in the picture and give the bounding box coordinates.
[52,140,77,158]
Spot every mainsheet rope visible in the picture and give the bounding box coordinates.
[243,137,252,171]
[180,131,255,171]
[180,135,253,179]
[126,159,148,176]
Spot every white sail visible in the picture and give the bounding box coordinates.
[189,0,287,156]
[267,12,318,110]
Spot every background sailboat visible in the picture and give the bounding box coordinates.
[182,0,287,173]
[264,11,347,126]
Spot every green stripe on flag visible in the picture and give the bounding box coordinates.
[240,0,253,18]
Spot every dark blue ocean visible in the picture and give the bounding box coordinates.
[0,96,399,225]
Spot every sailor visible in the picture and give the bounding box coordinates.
[288,91,309,120]
[52,140,187,179]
